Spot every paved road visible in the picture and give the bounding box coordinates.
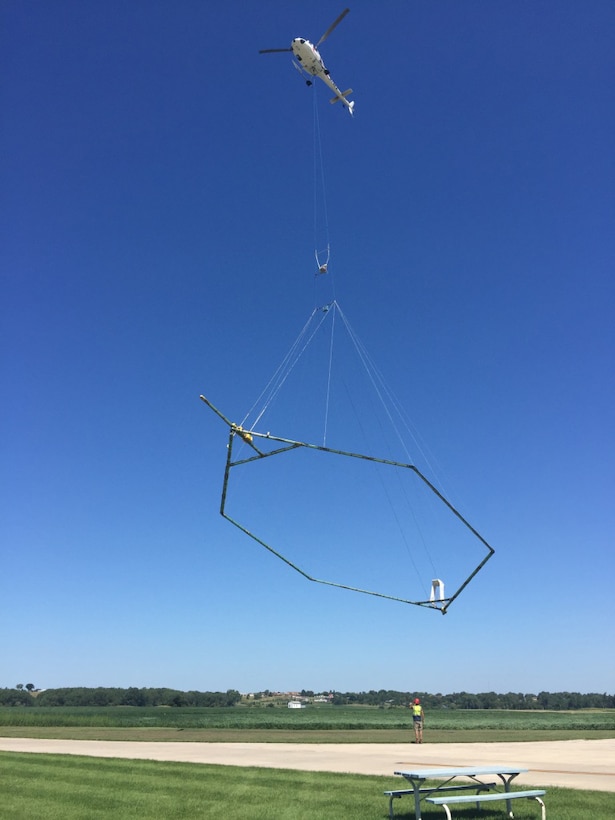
[1,737,613,792]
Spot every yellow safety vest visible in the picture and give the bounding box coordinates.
[412,704,422,718]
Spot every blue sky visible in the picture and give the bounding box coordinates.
[2,0,614,695]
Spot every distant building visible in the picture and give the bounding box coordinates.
[287,700,304,709]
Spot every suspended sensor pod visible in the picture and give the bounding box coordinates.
[315,245,330,275]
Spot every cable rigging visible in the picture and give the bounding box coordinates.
[201,17,495,611]
[312,85,333,286]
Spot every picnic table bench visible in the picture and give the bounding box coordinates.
[391,765,532,820]
[384,781,495,819]
[427,788,546,819]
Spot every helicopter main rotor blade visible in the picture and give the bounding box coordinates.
[259,47,293,54]
[316,7,350,47]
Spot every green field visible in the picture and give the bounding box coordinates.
[2,751,614,820]
[2,708,614,817]
[1,706,613,743]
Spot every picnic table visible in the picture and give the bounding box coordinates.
[389,765,529,819]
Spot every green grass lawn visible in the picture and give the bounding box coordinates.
[2,751,614,819]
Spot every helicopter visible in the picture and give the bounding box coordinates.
[259,8,355,116]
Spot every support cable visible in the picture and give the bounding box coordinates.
[241,306,332,431]
[313,85,333,289]
[322,304,336,446]
[333,303,440,584]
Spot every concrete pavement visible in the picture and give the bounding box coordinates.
[1,737,613,792]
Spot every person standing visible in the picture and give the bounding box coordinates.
[411,698,424,743]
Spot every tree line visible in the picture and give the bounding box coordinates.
[321,690,615,710]
[0,687,612,710]
[0,687,241,708]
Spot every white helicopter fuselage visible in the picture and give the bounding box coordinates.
[291,38,326,76]
[291,38,354,115]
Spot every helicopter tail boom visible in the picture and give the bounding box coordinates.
[329,88,355,115]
